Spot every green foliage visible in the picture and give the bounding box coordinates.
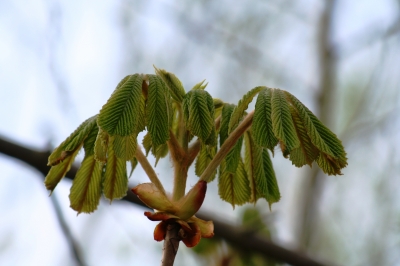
[219,103,235,146]
[228,86,264,133]
[252,88,278,153]
[69,155,103,213]
[45,147,81,192]
[271,89,300,155]
[141,132,169,165]
[47,115,97,166]
[103,137,128,201]
[224,136,243,173]
[183,89,215,143]
[284,91,347,174]
[113,134,137,161]
[146,75,172,150]
[244,131,280,206]
[98,74,145,136]
[218,159,250,207]
[45,67,347,216]
[154,66,185,103]
[195,144,217,181]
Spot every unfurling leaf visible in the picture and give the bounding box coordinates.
[288,105,319,167]
[98,74,144,136]
[154,66,186,103]
[94,127,109,163]
[142,132,153,156]
[146,75,172,150]
[218,159,250,208]
[103,137,128,201]
[262,148,280,209]
[48,115,97,166]
[219,104,235,146]
[191,79,208,90]
[253,88,278,153]
[224,136,243,173]
[45,147,81,192]
[284,91,347,174]
[129,157,138,178]
[69,155,103,213]
[195,144,217,181]
[141,132,169,165]
[228,86,264,133]
[244,131,280,208]
[113,134,137,161]
[183,90,215,143]
[271,89,300,155]
[244,131,268,203]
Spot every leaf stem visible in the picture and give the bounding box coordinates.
[135,145,167,196]
[200,110,254,182]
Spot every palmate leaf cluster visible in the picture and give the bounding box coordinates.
[45,72,175,213]
[44,67,347,213]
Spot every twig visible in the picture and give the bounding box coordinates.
[134,145,167,196]
[161,222,180,266]
[49,192,85,266]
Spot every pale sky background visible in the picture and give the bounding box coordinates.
[1,0,400,265]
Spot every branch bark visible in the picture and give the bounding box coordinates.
[0,136,330,266]
[161,222,180,266]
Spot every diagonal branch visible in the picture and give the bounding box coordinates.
[0,136,329,266]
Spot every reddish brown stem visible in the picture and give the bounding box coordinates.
[161,222,181,266]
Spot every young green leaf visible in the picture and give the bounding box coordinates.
[48,115,97,166]
[218,159,250,208]
[262,149,280,209]
[103,137,128,201]
[204,93,217,145]
[154,66,186,103]
[228,86,264,133]
[184,90,215,143]
[129,157,138,178]
[252,88,278,153]
[94,127,109,164]
[195,144,217,181]
[146,75,171,150]
[142,132,152,156]
[284,91,347,174]
[288,105,320,167]
[44,146,82,192]
[82,122,99,156]
[271,89,300,155]
[219,104,235,146]
[98,74,144,136]
[153,142,169,167]
[224,136,243,173]
[69,155,103,213]
[113,134,137,161]
[191,79,208,90]
[316,153,343,176]
[213,98,224,110]
[244,131,268,203]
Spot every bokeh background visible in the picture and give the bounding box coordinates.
[1,0,400,265]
